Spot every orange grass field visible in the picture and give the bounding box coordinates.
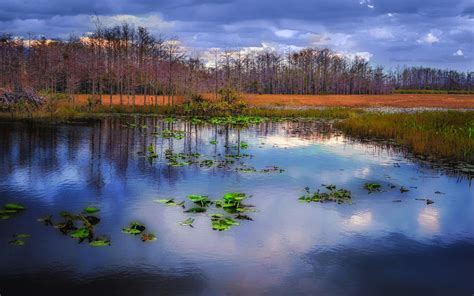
[73,93,474,109]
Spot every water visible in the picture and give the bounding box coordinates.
[0,118,473,296]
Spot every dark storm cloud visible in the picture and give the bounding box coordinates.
[0,0,473,70]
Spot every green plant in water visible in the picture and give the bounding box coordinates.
[1,203,26,220]
[8,233,31,246]
[185,207,207,213]
[179,218,195,227]
[147,144,158,160]
[209,139,218,145]
[187,195,213,207]
[122,222,146,235]
[400,186,410,193]
[299,186,352,204]
[364,183,382,193]
[141,233,157,242]
[209,214,240,231]
[89,237,111,247]
[154,199,185,207]
[83,206,100,214]
[240,141,248,149]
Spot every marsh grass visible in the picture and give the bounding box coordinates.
[337,111,474,164]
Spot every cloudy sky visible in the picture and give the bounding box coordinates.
[1,0,473,70]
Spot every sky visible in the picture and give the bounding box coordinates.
[1,0,473,71]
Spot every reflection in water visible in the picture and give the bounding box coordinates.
[418,206,440,234]
[0,118,472,296]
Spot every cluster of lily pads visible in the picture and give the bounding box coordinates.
[154,192,255,231]
[299,185,352,204]
[1,203,25,220]
[363,182,411,194]
[36,206,111,247]
[122,222,157,242]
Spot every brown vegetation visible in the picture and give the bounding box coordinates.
[72,93,474,109]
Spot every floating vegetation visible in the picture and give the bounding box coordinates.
[199,159,215,167]
[122,222,146,235]
[209,214,240,231]
[364,183,382,193]
[225,153,252,159]
[39,209,109,246]
[184,207,207,213]
[240,141,248,149]
[140,233,157,242]
[235,214,253,221]
[163,117,176,123]
[299,186,352,204]
[400,186,410,193]
[165,149,195,167]
[89,237,111,247]
[426,199,435,205]
[215,192,255,213]
[83,207,100,214]
[187,195,213,207]
[147,144,158,160]
[153,199,185,207]
[209,139,218,145]
[161,129,185,140]
[1,203,26,220]
[179,218,195,227]
[8,233,31,246]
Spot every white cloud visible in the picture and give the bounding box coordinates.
[453,49,464,56]
[417,32,440,45]
[368,27,394,40]
[274,29,298,39]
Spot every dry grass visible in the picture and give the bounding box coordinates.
[73,93,474,109]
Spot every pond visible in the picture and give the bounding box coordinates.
[0,117,473,296]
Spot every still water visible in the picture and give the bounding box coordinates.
[0,118,473,296]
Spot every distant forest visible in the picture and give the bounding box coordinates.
[1,24,473,104]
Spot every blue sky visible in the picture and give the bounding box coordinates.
[1,0,473,70]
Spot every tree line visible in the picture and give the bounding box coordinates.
[1,23,472,106]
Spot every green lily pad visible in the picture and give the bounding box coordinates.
[70,228,90,239]
[83,207,100,214]
[4,203,25,211]
[89,239,111,247]
[364,183,382,193]
[153,199,185,207]
[14,233,31,239]
[211,216,240,231]
[209,139,218,145]
[9,239,25,246]
[187,195,213,207]
[122,222,146,235]
[179,218,195,227]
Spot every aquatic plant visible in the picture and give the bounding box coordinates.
[179,218,195,227]
[299,186,352,204]
[210,139,218,145]
[184,207,207,213]
[1,203,26,220]
[400,186,410,193]
[141,233,157,242]
[147,144,158,160]
[364,183,382,193]
[83,207,100,214]
[187,195,213,207]
[161,129,185,140]
[209,214,240,231]
[122,222,146,235]
[89,238,111,247]
[154,199,185,207]
[8,233,31,246]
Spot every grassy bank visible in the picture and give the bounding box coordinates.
[336,111,474,164]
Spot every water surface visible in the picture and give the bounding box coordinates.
[0,118,473,295]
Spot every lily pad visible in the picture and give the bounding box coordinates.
[400,186,410,193]
[83,207,100,214]
[187,195,213,207]
[4,203,25,211]
[153,199,185,207]
[363,183,381,193]
[70,228,90,240]
[184,207,207,213]
[89,238,111,247]
[122,222,146,235]
[179,218,195,227]
[211,215,240,231]
[141,233,157,242]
